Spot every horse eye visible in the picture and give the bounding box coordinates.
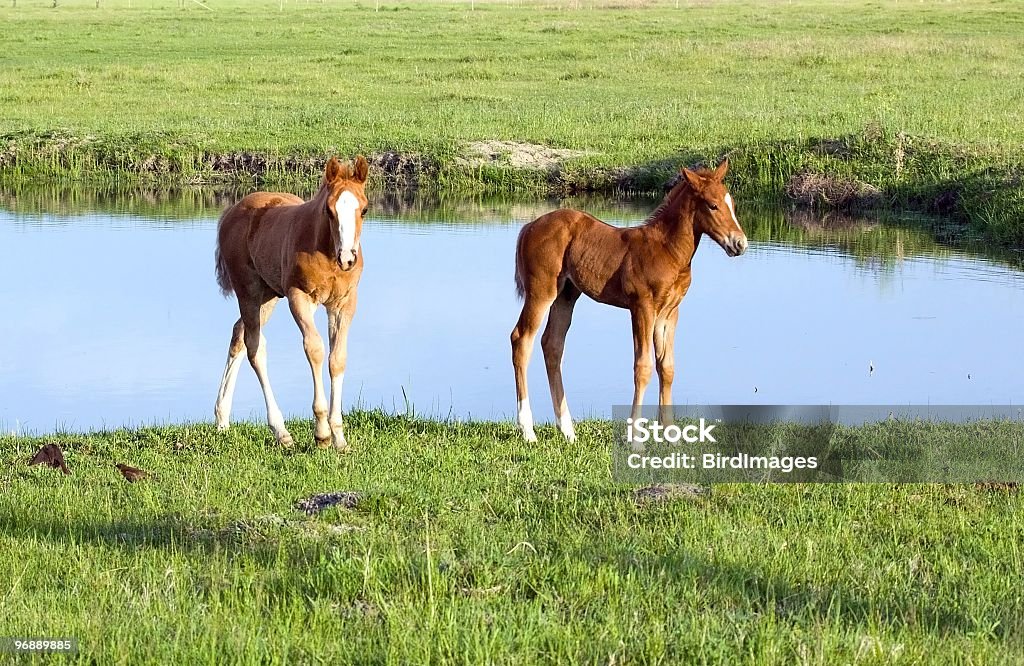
[361,207,368,216]
[708,203,719,211]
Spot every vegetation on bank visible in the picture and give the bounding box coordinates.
[1,413,1023,663]
[1,0,1023,244]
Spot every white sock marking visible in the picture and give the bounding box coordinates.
[517,399,537,440]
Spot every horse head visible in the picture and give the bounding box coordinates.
[681,159,748,257]
[322,155,369,271]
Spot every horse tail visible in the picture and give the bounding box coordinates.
[214,208,233,297]
[513,223,528,300]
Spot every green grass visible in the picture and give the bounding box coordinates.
[2,414,1023,663]
[1,0,1023,243]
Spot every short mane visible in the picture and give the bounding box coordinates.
[643,166,717,226]
[642,180,685,226]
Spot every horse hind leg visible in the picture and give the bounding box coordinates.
[214,318,246,430]
[541,282,581,442]
[240,293,293,448]
[511,288,558,443]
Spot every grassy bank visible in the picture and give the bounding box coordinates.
[1,0,1023,244]
[1,414,1023,663]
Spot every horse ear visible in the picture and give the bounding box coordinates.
[353,154,369,183]
[681,167,703,190]
[712,158,729,181]
[324,157,341,183]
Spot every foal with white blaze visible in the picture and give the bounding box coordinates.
[511,159,747,442]
[214,156,369,450]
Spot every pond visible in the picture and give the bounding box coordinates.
[1,187,1022,434]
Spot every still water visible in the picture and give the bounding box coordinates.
[1,190,1022,434]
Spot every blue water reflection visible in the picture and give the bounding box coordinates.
[0,200,1021,434]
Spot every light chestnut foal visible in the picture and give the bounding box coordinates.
[214,156,369,450]
[511,159,747,442]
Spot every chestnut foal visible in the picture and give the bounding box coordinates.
[214,156,369,450]
[511,159,746,442]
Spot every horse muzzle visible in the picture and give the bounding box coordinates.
[337,249,358,271]
[724,234,748,257]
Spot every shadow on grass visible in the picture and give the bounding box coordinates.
[0,512,283,564]
[2,495,1021,647]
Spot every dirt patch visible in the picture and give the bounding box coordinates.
[294,491,361,515]
[632,483,709,504]
[460,140,586,171]
[785,172,883,210]
[370,150,436,188]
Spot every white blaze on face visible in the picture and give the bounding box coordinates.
[335,190,360,255]
[724,193,743,231]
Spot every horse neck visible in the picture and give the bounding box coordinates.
[645,185,700,265]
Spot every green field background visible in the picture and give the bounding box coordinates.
[2,0,1023,240]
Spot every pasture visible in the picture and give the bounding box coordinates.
[2,416,1023,664]
[1,0,1023,241]
[2,1,1024,663]
[2,187,1024,663]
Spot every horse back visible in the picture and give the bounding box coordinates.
[216,191,307,296]
[516,208,630,303]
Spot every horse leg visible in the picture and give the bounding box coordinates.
[654,306,680,426]
[541,282,581,442]
[326,294,357,452]
[288,289,331,447]
[240,293,293,448]
[629,304,656,424]
[214,318,245,430]
[511,290,557,443]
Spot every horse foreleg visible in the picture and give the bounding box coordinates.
[511,294,554,443]
[654,306,680,425]
[214,318,245,430]
[326,295,357,452]
[629,305,656,425]
[288,290,331,447]
[541,285,581,442]
[241,295,292,448]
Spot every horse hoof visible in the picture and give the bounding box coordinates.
[522,430,538,443]
[331,430,349,452]
[315,436,332,449]
[216,422,229,432]
[278,433,295,449]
